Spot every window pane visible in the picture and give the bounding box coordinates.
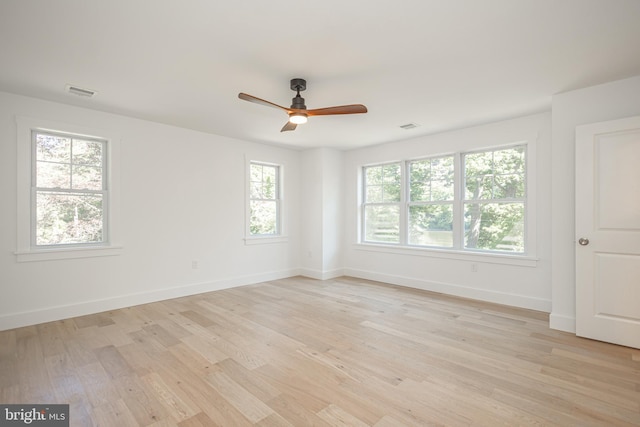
[410,160,430,182]
[383,182,401,202]
[262,175,276,199]
[262,165,276,182]
[73,139,103,165]
[465,175,493,200]
[250,200,277,235]
[494,146,525,174]
[366,185,383,203]
[409,182,430,202]
[365,166,383,185]
[383,164,401,202]
[250,182,263,199]
[465,151,493,176]
[431,179,454,200]
[409,160,430,202]
[73,165,102,190]
[494,173,524,198]
[383,164,400,183]
[250,164,263,182]
[36,133,70,162]
[464,202,524,252]
[257,165,278,200]
[36,192,103,245]
[364,205,399,243]
[37,161,71,188]
[409,204,453,247]
[432,156,454,178]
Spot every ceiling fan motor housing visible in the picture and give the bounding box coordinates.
[291,96,306,109]
[290,78,307,109]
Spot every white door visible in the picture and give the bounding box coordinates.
[575,115,640,349]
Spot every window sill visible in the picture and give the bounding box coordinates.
[244,236,289,245]
[354,243,538,267]
[15,245,123,262]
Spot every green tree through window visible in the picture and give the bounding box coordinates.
[464,146,525,252]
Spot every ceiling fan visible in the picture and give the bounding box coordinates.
[238,78,367,132]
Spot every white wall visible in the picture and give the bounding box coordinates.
[300,149,324,276]
[343,112,553,311]
[321,148,344,276]
[550,75,640,332]
[299,148,344,279]
[0,91,302,330]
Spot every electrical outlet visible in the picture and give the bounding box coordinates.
[192,260,199,269]
[471,263,478,272]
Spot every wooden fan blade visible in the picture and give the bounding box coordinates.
[238,93,290,112]
[281,121,297,132]
[307,104,368,116]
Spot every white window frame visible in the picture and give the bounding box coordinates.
[245,159,287,245]
[358,140,537,264]
[15,116,122,262]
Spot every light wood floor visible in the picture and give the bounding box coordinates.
[1,276,639,426]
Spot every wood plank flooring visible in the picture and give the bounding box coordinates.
[1,276,639,426]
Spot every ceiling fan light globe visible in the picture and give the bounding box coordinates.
[289,113,308,124]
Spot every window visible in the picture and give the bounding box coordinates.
[249,162,281,236]
[361,144,528,254]
[408,155,455,247]
[16,116,121,262]
[33,130,108,247]
[362,163,401,243]
[463,146,525,252]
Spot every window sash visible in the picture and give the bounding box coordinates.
[462,145,526,202]
[407,201,454,248]
[463,200,525,252]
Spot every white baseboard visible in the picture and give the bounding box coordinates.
[0,267,554,331]
[344,268,551,312]
[299,268,345,281]
[0,268,300,331]
[549,312,576,333]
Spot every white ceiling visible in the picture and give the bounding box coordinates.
[1,1,640,150]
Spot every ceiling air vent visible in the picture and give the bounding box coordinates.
[399,123,418,130]
[65,84,97,98]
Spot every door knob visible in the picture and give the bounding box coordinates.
[578,238,589,246]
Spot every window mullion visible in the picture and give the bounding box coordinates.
[453,152,463,250]
[400,161,408,245]
[69,138,74,190]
